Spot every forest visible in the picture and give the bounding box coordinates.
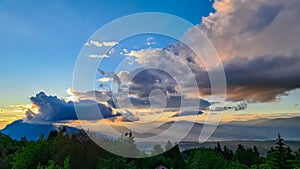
[0,128,300,169]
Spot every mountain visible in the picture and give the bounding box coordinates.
[0,120,79,140]
[226,117,300,127]
[153,117,300,141]
[2,116,300,142]
[224,117,300,140]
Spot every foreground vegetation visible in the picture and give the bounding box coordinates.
[0,128,300,169]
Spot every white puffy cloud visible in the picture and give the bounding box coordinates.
[117,71,131,82]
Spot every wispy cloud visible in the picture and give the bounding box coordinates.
[171,110,203,118]
[97,77,112,82]
[85,40,118,47]
[89,54,109,59]
[146,37,156,46]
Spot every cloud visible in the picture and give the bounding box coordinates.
[91,0,300,109]
[25,92,120,122]
[122,43,300,102]
[67,88,111,103]
[200,0,300,61]
[97,77,112,82]
[171,110,204,117]
[129,96,210,110]
[119,110,140,122]
[124,48,201,99]
[185,52,300,102]
[96,69,121,90]
[146,37,156,46]
[128,68,178,98]
[86,40,118,47]
[117,71,131,82]
[163,0,300,102]
[125,49,151,58]
[210,102,248,111]
[223,54,300,102]
[89,54,109,59]
[102,41,118,46]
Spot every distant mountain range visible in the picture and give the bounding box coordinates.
[0,120,79,140]
[110,117,300,141]
[1,117,300,141]
[163,117,300,141]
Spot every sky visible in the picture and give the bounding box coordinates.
[0,0,213,105]
[0,0,300,130]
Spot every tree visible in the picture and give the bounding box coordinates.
[37,157,70,169]
[12,139,50,169]
[188,148,228,169]
[165,140,173,151]
[113,131,140,157]
[267,134,293,169]
[234,144,259,167]
[152,144,164,155]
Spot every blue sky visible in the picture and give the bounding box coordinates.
[0,0,213,106]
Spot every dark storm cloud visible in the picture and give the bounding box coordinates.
[210,102,248,112]
[128,96,210,110]
[183,52,300,102]
[123,68,211,110]
[224,54,300,102]
[128,68,178,98]
[26,92,120,122]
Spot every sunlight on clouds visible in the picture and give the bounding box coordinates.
[102,41,118,46]
[0,105,28,129]
[97,77,112,82]
[9,104,39,114]
[212,0,232,14]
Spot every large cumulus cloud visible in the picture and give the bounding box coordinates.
[88,0,300,109]
[178,0,300,102]
[200,0,300,60]
[25,92,120,122]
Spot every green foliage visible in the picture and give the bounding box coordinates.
[0,130,299,169]
[188,148,228,169]
[37,157,70,169]
[214,142,234,161]
[233,144,260,167]
[12,138,50,169]
[0,133,23,169]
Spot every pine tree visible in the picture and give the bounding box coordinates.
[164,140,173,151]
[215,142,222,154]
[268,133,293,169]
